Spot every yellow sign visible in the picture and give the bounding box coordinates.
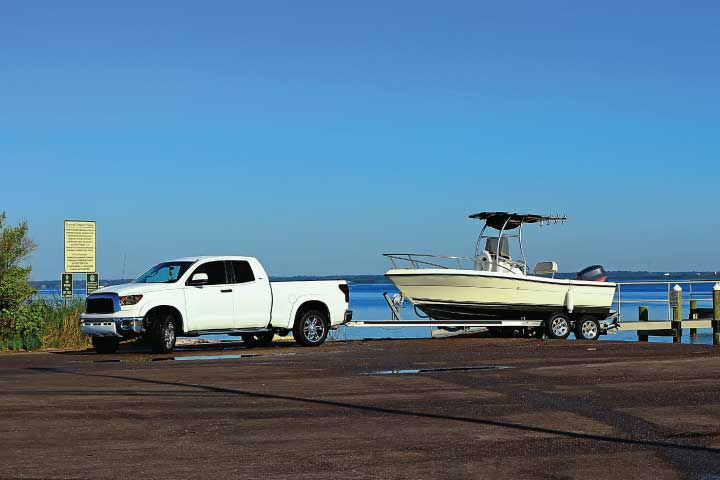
[64,220,96,273]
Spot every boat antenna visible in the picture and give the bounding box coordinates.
[540,213,567,226]
[121,253,127,281]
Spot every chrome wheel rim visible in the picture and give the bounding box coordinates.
[164,321,175,348]
[303,315,325,343]
[581,320,598,339]
[551,317,569,337]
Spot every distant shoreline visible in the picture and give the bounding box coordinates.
[30,271,720,289]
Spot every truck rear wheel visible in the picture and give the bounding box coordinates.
[293,310,329,347]
[242,332,274,347]
[92,337,119,354]
[150,312,178,354]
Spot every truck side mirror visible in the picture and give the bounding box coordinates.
[189,272,209,285]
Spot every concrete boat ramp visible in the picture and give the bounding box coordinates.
[2,338,720,479]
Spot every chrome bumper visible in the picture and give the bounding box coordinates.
[80,315,144,338]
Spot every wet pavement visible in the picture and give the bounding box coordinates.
[1,337,720,479]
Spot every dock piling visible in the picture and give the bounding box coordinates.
[638,306,648,342]
[672,284,682,344]
[690,299,698,339]
[713,283,720,346]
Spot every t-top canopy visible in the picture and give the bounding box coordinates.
[468,212,567,230]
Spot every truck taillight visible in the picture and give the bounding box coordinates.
[338,284,349,303]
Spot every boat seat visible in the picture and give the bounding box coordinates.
[485,237,511,259]
[534,261,558,275]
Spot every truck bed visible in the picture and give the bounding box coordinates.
[269,280,349,330]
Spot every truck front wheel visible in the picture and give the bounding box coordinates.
[92,336,119,354]
[150,313,178,354]
[293,310,329,347]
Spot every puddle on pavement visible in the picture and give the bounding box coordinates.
[166,354,250,361]
[367,365,512,375]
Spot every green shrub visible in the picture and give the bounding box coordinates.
[0,302,46,351]
[0,212,36,312]
[0,211,51,351]
[0,212,90,351]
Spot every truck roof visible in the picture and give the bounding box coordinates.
[169,256,258,263]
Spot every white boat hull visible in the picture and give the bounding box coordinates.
[386,269,616,320]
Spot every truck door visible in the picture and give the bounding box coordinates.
[184,260,235,331]
[229,260,272,328]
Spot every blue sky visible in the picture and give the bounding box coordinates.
[2,1,719,279]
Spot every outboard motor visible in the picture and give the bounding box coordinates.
[577,265,608,282]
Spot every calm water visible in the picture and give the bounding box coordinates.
[41,278,720,344]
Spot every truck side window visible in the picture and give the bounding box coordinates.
[192,261,228,285]
[232,261,255,284]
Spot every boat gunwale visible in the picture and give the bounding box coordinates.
[384,268,618,288]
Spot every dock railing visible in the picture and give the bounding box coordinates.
[614,280,720,344]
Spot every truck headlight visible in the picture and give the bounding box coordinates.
[119,295,143,306]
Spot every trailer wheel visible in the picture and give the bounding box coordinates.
[293,309,329,347]
[574,316,600,341]
[151,312,178,354]
[92,337,119,354]
[242,332,274,347]
[546,313,571,339]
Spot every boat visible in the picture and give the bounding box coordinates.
[383,212,617,339]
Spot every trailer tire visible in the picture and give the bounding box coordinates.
[150,312,178,354]
[574,316,601,341]
[242,332,274,347]
[293,309,329,347]
[92,337,119,354]
[546,313,571,340]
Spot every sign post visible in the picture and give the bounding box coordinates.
[86,273,99,295]
[64,220,96,273]
[61,273,73,299]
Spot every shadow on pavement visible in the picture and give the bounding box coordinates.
[28,366,720,455]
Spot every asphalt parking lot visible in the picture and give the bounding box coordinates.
[2,337,720,479]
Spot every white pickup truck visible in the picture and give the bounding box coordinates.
[80,256,352,354]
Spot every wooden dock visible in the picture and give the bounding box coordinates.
[616,283,720,344]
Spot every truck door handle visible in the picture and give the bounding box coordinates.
[221,289,233,293]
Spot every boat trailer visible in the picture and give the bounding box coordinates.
[345,293,620,337]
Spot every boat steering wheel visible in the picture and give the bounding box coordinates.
[477,250,493,271]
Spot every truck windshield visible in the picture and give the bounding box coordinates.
[134,262,193,284]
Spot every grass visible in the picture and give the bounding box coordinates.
[41,297,91,350]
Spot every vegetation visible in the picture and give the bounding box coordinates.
[0,211,89,351]
[0,212,36,309]
[40,297,90,349]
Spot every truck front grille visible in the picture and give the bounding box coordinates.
[86,297,115,314]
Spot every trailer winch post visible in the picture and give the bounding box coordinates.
[713,283,720,346]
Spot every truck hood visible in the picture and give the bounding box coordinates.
[92,282,182,296]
